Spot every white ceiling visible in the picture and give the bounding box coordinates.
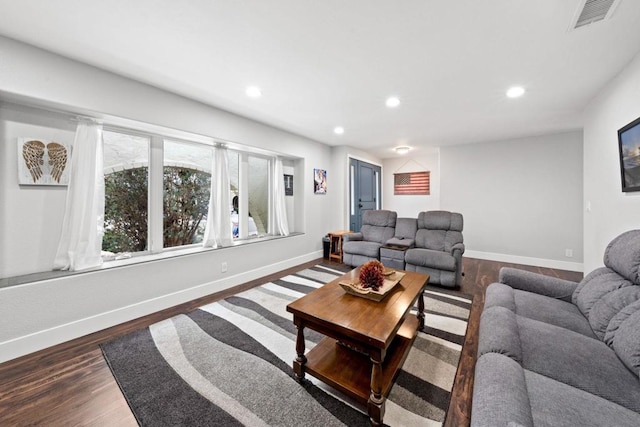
[1,0,640,159]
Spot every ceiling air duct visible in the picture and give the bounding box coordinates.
[573,0,621,28]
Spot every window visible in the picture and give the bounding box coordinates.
[229,152,269,239]
[248,155,269,235]
[102,131,150,255]
[228,150,241,238]
[163,140,212,248]
[100,126,293,261]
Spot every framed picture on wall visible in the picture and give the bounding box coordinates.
[284,174,293,196]
[17,138,70,186]
[618,116,640,192]
[314,168,327,194]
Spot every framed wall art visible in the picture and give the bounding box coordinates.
[314,168,327,194]
[618,116,640,192]
[18,138,70,186]
[284,174,294,196]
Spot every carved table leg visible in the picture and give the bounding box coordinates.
[417,289,426,331]
[368,349,386,426]
[293,321,306,381]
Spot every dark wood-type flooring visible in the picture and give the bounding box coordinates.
[0,258,582,426]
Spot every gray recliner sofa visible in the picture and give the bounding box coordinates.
[404,211,465,288]
[342,210,397,267]
[472,230,640,427]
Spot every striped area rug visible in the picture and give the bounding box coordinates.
[101,264,472,426]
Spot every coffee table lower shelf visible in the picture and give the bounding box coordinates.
[303,316,420,404]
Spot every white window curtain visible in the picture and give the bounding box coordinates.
[53,121,105,271]
[203,145,232,248]
[272,157,290,236]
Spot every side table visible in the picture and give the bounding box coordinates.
[380,245,409,270]
[328,230,352,263]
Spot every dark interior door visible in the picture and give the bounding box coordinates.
[349,158,381,232]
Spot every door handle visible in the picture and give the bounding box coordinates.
[358,203,363,208]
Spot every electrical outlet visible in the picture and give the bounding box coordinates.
[221,262,228,273]
[565,249,573,258]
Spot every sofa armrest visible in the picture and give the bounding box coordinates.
[343,232,362,243]
[451,242,465,257]
[498,267,578,302]
[451,243,465,286]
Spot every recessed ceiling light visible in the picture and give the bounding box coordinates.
[386,97,401,108]
[395,146,411,155]
[334,126,345,135]
[245,86,262,98]
[506,86,525,98]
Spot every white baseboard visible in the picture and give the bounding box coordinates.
[0,250,323,364]
[464,250,583,272]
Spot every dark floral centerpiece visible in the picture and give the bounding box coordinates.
[359,260,385,292]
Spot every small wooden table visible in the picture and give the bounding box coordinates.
[327,230,352,263]
[286,268,429,426]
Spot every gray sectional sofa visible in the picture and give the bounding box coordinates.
[472,230,640,427]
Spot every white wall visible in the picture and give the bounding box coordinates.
[0,36,341,362]
[382,150,440,217]
[0,105,75,277]
[440,131,584,271]
[583,52,640,272]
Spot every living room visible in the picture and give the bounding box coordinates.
[1,1,640,426]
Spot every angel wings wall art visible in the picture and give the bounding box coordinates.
[18,138,71,185]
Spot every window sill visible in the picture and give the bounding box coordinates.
[0,232,304,289]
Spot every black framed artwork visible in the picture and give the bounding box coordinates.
[618,116,640,192]
[284,174,293,196]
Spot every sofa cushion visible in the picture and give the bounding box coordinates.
[360,224,395,245]
[573,268,632,313]
[517,316,640,413]
[415,211,463,253]
[357,210,397,244]
[393,217,417,239]
[572,267,639,340]
[589,285,640,341]
[612,308,640,376]
[342,241,382,258]
[484,283,596,338]
[415,229,463,253]
[418,210,463,231]
[525,369,640,427]
[605,299,640,345]
[363,209,397,227]
[514,290,597,339]
[603,229,640,285]
[405,248,456,271]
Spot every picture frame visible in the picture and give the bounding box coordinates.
[618,116,640,192]
[17,138,71,186]
[284,174,293,196]
[314,168,327,194]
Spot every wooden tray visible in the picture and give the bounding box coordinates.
[339,271,406,301]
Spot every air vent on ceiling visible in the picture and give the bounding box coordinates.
[573,0,621,28]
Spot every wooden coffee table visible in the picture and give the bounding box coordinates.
[286,267,429,426]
